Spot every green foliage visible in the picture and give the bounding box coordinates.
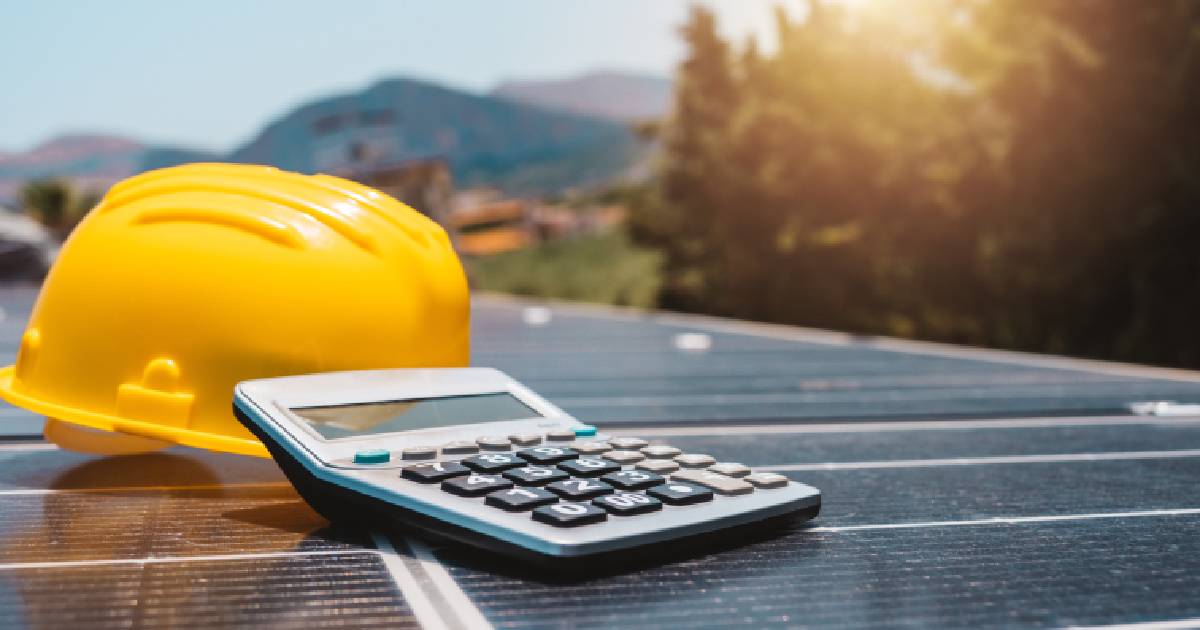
[632,1,1200,367]
[19,178,99,239]
[467,231,663,308]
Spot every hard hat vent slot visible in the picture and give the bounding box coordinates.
[101,178,377,254]
[133,208,307,249]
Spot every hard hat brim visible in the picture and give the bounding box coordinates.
[0,365,269,457]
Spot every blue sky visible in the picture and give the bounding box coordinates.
[1,1,803,154]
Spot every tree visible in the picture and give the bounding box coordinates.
[20,178,100,240]
[633,0,1200,367]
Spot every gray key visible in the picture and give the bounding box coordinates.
[674,453,716,468]
[442,440,479,455]
[476,436,512,451]
[641,445,682,458]
[608,437,648,450]
[509,434,542,447]
[573,441,613,455]
[745,472,789,489]
[603,449,645,464]
[708,462,751,478]
[671,469,753,496]
[636,458,680,474]
[401,446,437,461]
[546,429,578,442]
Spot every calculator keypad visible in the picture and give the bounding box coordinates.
[486,486,558,511]
[504,465,569,486]
[647,482,714,505]
[608,437,648,450]
[517,446,579,464]
[509,434,542,447]
[476,436,512,451]
[573,441,613,455]
[601,469,663,491]
[442,473,514,497]
[636,459,680,474]
[398,431,802,532]
[641,445,682,459]
[402,461,469,483]
[547,477,614,500]
[674,453,716,468]
[594,491,663,516]
[558,457,621,477]
[671,469,753,496]
[603,450,644,464]
[442,440,480,455]
[708,462,751,478]
[533,502,607,527]
[546,429,577,442]
[462,453,524,472]
[745,472,789,488]
[401,446,438,460]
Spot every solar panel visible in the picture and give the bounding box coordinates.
[1,286,1199,628]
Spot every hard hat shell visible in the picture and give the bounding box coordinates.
[0,163,470,457]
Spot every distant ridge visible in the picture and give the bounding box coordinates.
[0,73,652,203]
[492,70,673,122]
[230,76,642,193]
[0,134,217,204]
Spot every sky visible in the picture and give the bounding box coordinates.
[0,1,805,154]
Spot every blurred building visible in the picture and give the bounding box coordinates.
[448,189,628,256]
[448,191,533,256]
[0,210,55,280]
[340,159,453,226]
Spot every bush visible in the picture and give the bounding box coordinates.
[467,231,662,308]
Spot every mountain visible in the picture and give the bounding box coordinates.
[1,74,650,204]
[230,77,642,194]
[492,70,673,122]
[0,135,217,204]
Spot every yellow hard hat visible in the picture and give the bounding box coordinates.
[0,163,470,457]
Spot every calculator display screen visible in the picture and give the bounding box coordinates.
[291,393,542,441]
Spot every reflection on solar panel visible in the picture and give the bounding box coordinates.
[1,285,1199,628]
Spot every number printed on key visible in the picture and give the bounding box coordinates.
[401,461,469,483]
[485,486,558,511]
[594,491,662,515]
[547,477,614,499]
[601,469,663,490]
[504,465,569,486]
[518,446,579,464]
[558,457,620,477]
[462,453,523,472]
[532,501,607,527]
[442,472,513,497]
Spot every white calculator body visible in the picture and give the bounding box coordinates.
[233,368,821,561]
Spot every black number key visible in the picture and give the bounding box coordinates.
[462,453,524,472]
[517,446,579,465]
[532,502,607,527]
[401,461,469,483]
[647,482,714,505]
[558,457,620,477]
[594,491,662,516]
[600,469,663,490]
[504,465,569,486]
[547,477,614,499]
[485,486,558,511]
[442,473,513,497]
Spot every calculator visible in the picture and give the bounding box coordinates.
[233,368,821,562]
